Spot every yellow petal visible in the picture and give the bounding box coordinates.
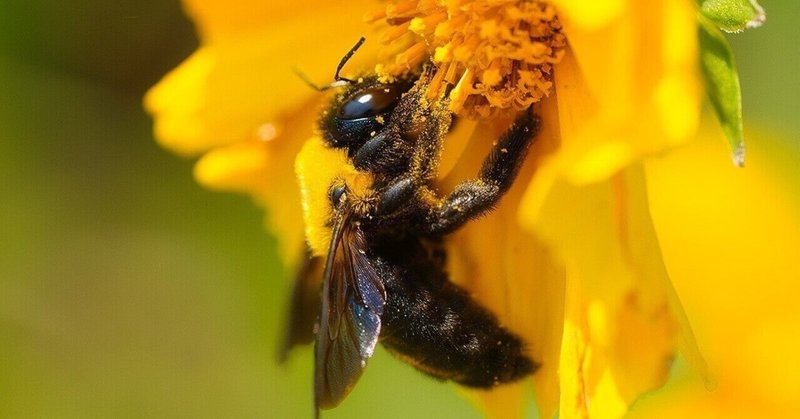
[552,0,626,29]
[443,97,566,419]
[545,0,699,186]
[191,98,323,266]
[144,46,216,155]
[464,385,527,419]
[521,161,698,418]
[145,0,379,155]
[183,0,308,41]
[194,140,273,193]
[626,126,800,417]
[559,274,591,419]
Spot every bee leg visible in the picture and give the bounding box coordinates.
[353,131,391,169]
[425,108,539,234]
[407,98,453,183]
[375,101,453,216]
[353,131,415,174]
[377,177,415,215]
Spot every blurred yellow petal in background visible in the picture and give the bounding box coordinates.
[629,125,800,418]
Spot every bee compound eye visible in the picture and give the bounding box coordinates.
[329,184,347,206]
[339,84,402,120]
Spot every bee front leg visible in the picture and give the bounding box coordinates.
[377,177,416,215]
[375,102,453,216]
[424,108,539,235]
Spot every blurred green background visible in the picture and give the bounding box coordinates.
[0,1,797,418]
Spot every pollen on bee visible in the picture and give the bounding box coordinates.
[370,131,377,137]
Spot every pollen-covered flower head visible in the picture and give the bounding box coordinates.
[368,0,567,118]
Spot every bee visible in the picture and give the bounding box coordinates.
[285,39,541,414]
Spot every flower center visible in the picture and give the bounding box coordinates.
[367,0,566,118]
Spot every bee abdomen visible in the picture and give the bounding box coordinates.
[375,246,537,387]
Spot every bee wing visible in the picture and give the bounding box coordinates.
[315,213,386,411]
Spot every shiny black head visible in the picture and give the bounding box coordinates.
[320,76,415,156]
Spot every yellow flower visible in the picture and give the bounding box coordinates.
[146,0,710,418]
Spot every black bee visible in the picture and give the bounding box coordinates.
[284,39,541,414]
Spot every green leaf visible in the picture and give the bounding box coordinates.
[698,16,745,167]
[698,0,766,33]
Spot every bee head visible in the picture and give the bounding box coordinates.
[320,77,414,152]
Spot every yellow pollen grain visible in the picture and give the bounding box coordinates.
[433,43,453,62]
[481,59,504,87]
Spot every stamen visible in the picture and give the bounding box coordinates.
[363,9,387,23]
[395,41,429,70]
[372,0,566,118]
[381,22,411,43]
[387,0,422,19]
[443,61,460,85]
[450,68,474,114]
[409,11,448,36]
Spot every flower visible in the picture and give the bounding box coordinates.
[146,0,716,418]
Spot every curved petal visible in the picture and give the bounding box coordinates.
[183,0,315,41]
[191,97,324,265]
[627,127,800,417]
[145,0,379,155]
[552,0,626,30]
[521,162,700,419]
[548,0,699,184]
[443,97,565,419]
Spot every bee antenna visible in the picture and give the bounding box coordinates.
[293,37,367,92]
[293,67,336,92]
[333,36,366,83]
